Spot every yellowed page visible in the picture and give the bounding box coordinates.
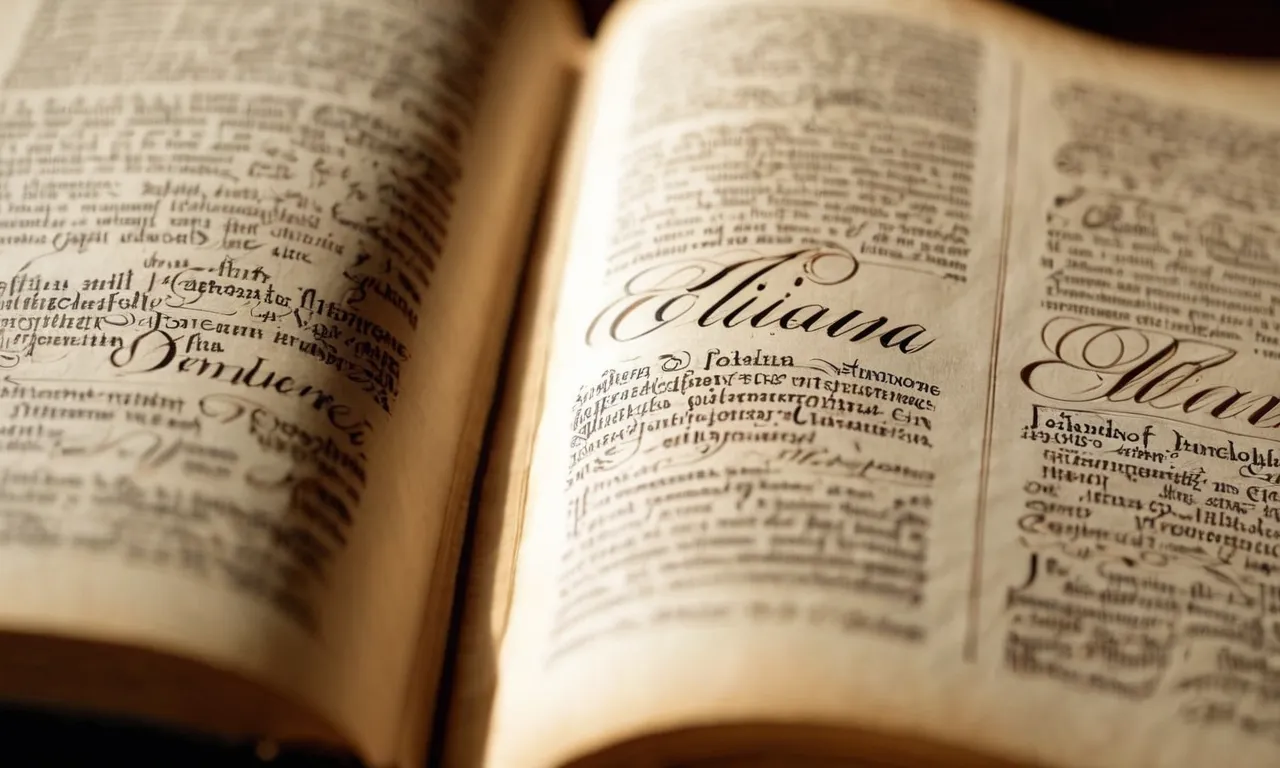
[482,1,1280,767]
[441,38,589,768]
[0,0,574,763]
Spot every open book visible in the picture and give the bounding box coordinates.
[2,0,1280,765]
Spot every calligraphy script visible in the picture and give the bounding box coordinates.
[585,247,934,352]
[1021,316,1280,435]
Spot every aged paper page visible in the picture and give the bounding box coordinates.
[441,38,588,768]
[0,0,573,762]
[979,18,1280,768]
[483,1,1280,767]
[412,7,582,768]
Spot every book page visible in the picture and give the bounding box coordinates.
[0,0,575,762]
[440,34,589,767]
[480,1,1280,767]
[983,24,1280,768]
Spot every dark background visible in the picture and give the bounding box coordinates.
[582,0,1280,54]
[8,1,1277,766]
